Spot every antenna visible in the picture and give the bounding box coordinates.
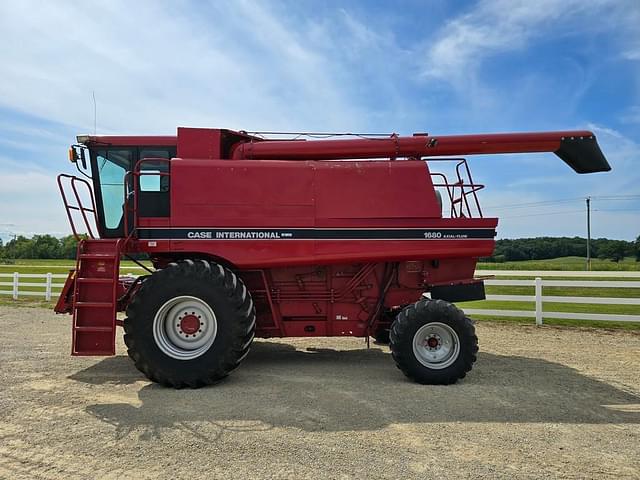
[92,91,97,135]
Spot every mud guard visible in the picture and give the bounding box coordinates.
[430,280,486,303]
[54,269,75,314]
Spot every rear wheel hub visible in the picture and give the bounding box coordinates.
[412,322,460,369]
[426,336,439,349]
[179,314,201,335]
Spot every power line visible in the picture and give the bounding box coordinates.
[485,197,583,210]
[485,194,640,211]
[592,195,640,200]
[498,207,640,218]
[500,209,584,219]
[593,208,640,212]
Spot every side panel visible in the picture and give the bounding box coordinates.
[156,158,497,268]
[241,258,481,338]
[314,160,441,222]
[171,159,315,228]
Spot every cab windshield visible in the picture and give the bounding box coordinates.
[95,149,133,230]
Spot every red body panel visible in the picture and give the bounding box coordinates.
[58,127,608,352]
[129,141,496,339]
[134,158,497,268]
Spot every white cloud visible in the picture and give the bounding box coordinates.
[419,0,634,89]
[0,1,374,134]
[0,168,71,237]
[0,1,403,239]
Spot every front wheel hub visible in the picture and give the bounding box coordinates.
[426,335,440,349]
[153,296,218,360]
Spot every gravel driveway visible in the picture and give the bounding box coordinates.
[1,306,639,479]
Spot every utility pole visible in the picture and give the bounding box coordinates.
[586,196,591,271]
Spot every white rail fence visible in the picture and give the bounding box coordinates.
[467,272,640,324]
[0,273,68,301]
[1,271,639,324]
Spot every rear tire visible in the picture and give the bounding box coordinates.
[124,259,255,388]
[390,299,477,385]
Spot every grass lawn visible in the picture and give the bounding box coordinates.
[465,314,640,331]
[477,256,640,271]
[0,258,150,275]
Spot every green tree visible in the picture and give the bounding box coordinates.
[3,236,34,258]
[597,240,628,263]
[60,234,82,259]
[31,235,63,259]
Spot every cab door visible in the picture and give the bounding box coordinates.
[137,148,174,221]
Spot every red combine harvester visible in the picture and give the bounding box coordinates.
[55,128,610,388]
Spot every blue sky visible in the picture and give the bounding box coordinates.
[0,0,638,241]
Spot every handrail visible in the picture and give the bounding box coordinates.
[456,159,484,218]
[57,174,98,239]
[427,158,484,218]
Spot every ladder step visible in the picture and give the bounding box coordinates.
[76,278,114,284]
[72,238,121,356]
[73,326,114,332]
[80,238,119,242]
[75,301,114,308]
[79,254,118,260]
[72,349,115,356]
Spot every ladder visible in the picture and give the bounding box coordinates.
[71,238,122,355]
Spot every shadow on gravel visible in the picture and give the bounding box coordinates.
[79,340,640,438]
[69,355,142,385]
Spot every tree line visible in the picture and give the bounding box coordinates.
[484,236,640,263]
[0,234,638,263]
[0,235,82,261]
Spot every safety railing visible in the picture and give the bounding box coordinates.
[428,158,484,218]
[57,174,98,239]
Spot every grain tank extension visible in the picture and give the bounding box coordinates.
[55,128,610,387]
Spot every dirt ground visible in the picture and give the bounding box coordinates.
[1,306,639,479]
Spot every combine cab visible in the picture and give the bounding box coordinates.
[55,128,610,387]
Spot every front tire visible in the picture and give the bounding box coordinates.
[390,299,477,385]
[124,259,255,388]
